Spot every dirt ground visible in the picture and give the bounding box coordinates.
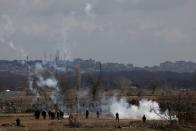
[0,113,195,131]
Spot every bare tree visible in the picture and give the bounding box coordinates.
[147,78,159,95]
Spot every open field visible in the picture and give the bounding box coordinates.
[1,90,196,131]
[0,113,195,131]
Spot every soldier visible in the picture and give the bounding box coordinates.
[142,115,146,123]
[42,110,47,119]
[96,111,100,119]
[86,109,89,119]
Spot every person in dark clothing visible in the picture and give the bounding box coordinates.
[96,111,100,119]
[116,112,119,122]
[48,110,51,119]
[86,109,89,119]
[60,110,64,119]
[142,115,146,123]
[115,112,120,128]
[34,110,40,119]
[50,111,55,120]
[16,118,21,126]
[56,111,60,120]
[42,110,47,119]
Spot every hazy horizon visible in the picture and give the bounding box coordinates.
[1,57,196,68]
[0,0,196,67]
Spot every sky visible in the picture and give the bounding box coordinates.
[0,0,196,66]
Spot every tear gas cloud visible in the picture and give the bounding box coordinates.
[0,15,27,59]
[85,3,93,16]
[28,63,177,120]
[36,76,58,89]
[109,97,177,120]
[28,63,61,104]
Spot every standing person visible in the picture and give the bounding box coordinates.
[142,115,146,123]
[34,110,40,119]
[51,110,55,120]
[56,111,60,120]
[42,110,47,119]
[96,111,100,119]
[115,112,120,128]
[116,112,119,122]
[16,118,21,126]
[48,110,51,119]
[86,109,89,119]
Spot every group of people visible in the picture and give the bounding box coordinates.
[34,109,64,120]
[34,109,147,124]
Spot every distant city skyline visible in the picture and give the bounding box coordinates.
[1,58,196,73]
[0,0,196,67]
[1,57,196,69]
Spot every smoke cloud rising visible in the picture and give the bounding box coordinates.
[29,63,61,104]
[37,76,58,89]
[84,3,93,16]
[109,97,176,120]
[0,15,27,58]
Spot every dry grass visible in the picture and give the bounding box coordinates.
[0,113,195,131]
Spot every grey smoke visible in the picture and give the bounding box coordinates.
[78,88,90,98]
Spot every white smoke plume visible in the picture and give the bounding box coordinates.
[28,77,37,95]
[0,15,27,59]
[28,63,39,99]
[84,3,94,17]
[109,97,177,120]
[28,63,62,105]
[35,63,44,73]
[8,41,27,58]
[36,76,58,90]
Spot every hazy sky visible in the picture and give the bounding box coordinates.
[0,0,196,66]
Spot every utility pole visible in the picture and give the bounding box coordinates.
[99,62,102,83]
[75,64,81,113]
[26,56,30,95]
